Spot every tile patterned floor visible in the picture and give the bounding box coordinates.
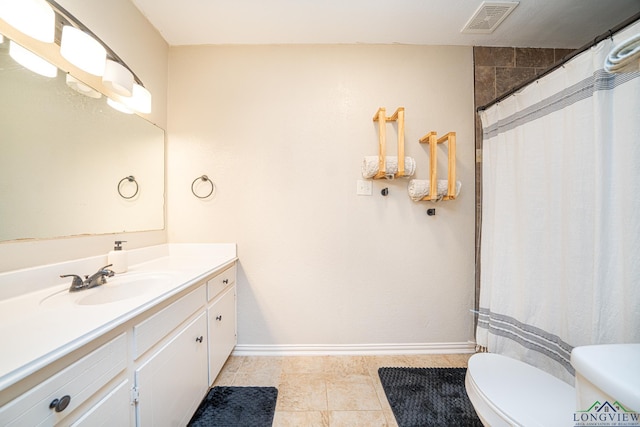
[213,354,472,427]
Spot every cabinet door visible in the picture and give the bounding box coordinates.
[70,380,130,427]
[135,312,208,427]
[208,285,237,384]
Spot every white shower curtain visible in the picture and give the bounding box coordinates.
[478,20,640,384]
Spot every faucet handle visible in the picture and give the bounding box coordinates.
[60,274,84,291]
[100,264,115,277]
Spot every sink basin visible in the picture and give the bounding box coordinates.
[76,273,172,305]
[41,272,175,306]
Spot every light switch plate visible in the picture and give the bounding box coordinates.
[356,180,372,196]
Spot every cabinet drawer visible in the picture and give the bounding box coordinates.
[133,285,206,359]
[207,263,236,301]
[0,333,127,427]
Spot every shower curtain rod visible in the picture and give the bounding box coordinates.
[477,11,640,112]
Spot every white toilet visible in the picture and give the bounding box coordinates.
[465,353,575,426]
[465,344,640,427]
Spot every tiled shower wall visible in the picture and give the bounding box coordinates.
[472,47,575,318]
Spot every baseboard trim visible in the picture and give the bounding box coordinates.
[232,342,477,356]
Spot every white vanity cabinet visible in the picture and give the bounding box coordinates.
[206,264,237,384]
[0,252,238,427]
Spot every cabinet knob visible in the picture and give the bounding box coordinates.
[216,315,222,321]
[223,279,229,284]
[195,336,203,343]
[50,395,71,412]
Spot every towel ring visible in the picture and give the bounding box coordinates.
[191,175,215,199]
[118,176,139,199]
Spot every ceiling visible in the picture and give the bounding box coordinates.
[130,0,640,48]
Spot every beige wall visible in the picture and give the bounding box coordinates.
[167,45,476,347]
[0,0,169,272]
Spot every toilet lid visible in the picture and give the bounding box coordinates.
[468,353,575,426]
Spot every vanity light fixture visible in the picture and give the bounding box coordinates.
[60,25,106,76]
[0,0,55,43]
[1,0,152,113]
[128,83,152,114]
[103,59,133,97]
[9,40,57,77]
[107,98,134,114]
[66,74,101,98]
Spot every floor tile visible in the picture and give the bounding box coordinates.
[329,410,388,427]
[212,369,235,386]
[212,352,472,426]
[281,356,326,374]
[323,355,370,378]
[240,355,283,374]
[219,355,244,373]
[272,411,329,427]
[327,379,381,411]
[276,373,328,411]
[232,370,281,387]
[382,408,399,427]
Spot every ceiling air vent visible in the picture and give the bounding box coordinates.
[461,1,519,34]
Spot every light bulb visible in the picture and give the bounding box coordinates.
[66,74,102,98]
[60,26,106,76]
[107,98,134,114]
[103,59,134,96]
[0,0,54,43]
[9,41,57,77]
[128,83,152,114]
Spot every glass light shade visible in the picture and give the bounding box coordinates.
[0,0,54,43]
[128,83,152,114]
[102,59,133,96]
[107,98,134,114]
[9,41,56,77]
[60,26,106,76]
[0,34,4,44]
[66,74,102,99]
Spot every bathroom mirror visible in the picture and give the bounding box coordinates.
[0,39,164,242]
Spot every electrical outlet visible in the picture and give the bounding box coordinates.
[356,180,372,196]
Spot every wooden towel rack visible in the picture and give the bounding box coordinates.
[371,107,406,179]
[418,131,457,201]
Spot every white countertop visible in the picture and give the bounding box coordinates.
[0,243,237,391]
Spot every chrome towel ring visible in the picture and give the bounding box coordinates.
[191,175,215,199]
[118,176,139,199]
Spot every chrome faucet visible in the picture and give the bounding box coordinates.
[60,264,115,292]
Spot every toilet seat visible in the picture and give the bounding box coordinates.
[465,353,575,427]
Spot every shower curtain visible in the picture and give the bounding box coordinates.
[478,20,640,384]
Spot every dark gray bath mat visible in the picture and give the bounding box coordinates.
[378,367,482,427]
[188,386,278,427]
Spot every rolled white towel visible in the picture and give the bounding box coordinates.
[408,179,461,201]
[361,156,382,178]
[361,156,416,179]
[605,33,640,74]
